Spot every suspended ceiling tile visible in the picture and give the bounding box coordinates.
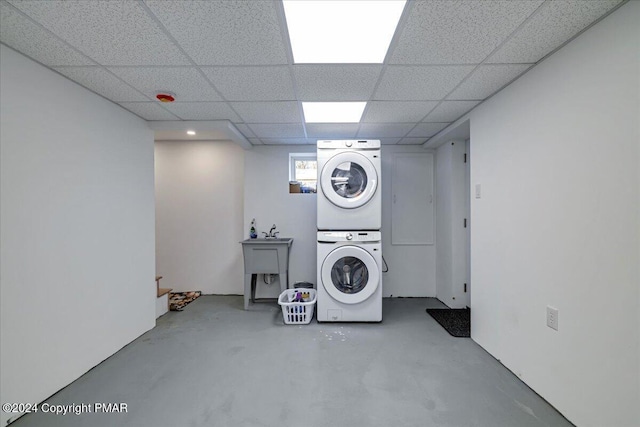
[407,122,449,138]
[145,0,287,65]
[161,102,241,121]
[448,64,532,100]
[357,123,416,138]
[362,101,438,123]
[0,2,94,66]
[293,65,382,101]
[488,0,623,64]
[9,0,189,65]
[52,66,147,102]
[261,138,311,145]
[247,123,305,138]
[423,100,480,123]
[202,66,295,101]
[379,138,401,145]
[231,102,301,124]
[234,123,256,138]
[248,138,264,145]
[375,66,474,100]
[306,124,359,138]
[108,67,222,102]
[118,102,179,121]
[390,0,543,64]
[398,137,430,145]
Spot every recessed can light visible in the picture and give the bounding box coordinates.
[186,130,196,135]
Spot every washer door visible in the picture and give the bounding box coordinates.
[321,246,380,305]
[320,152,378,209]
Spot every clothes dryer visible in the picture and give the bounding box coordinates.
[317,231,382,322]
[317,140,381,231]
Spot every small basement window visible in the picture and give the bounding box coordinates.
[289,153,317,194]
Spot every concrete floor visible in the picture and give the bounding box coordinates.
[13,297,572,427]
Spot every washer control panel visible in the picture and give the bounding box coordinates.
[317,139,380,149]
[318,231,381,242]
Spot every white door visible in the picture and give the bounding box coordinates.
[320,152,378,209]
[321,246,380,304]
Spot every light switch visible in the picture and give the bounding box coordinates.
[547,306,558,331]
[475,184,481,199]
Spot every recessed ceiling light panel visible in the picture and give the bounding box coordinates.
[302,102,367,123]
[186,130,196,135]
[283,0,406,63]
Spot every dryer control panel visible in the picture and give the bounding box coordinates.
[317,231,381,242]
[317,139,380,149]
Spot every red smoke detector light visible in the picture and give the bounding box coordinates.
[156,93,175,103]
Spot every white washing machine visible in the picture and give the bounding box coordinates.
[317,140,381,231]
[317,231,382,322]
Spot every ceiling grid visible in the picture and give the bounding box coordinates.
[0,0,626,146]
[273,0,309,145]
[136,0,247,126]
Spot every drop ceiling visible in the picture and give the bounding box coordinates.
[0,0,624,146]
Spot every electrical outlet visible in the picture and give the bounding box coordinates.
[547,306,558,331]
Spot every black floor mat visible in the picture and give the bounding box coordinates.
[426,308,470,337]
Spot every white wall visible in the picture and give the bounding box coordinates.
[244,144,437,298]
[155,140,245,295]
[0,45,156,426]
[468,3,639,426]
[435,140,468,308]
[244,145,317,298]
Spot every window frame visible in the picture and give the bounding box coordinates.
[289,152,318,192]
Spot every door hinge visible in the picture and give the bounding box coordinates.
[464,283,467,293]
[464,218,467,228]
[464,153,467,163]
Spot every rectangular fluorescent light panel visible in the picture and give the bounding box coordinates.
[302,102,366,123]
[283,0,406,63]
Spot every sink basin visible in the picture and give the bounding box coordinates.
[240,238,293,245]
[240,238,294,310]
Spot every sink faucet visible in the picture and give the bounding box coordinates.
[262,224,279,239]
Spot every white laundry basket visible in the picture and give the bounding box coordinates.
[278,288,317,325]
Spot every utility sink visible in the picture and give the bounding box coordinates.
[240,238,294,309]
[240,238,293,244]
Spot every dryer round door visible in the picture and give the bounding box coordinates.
[321,246,380,305]
[320,152,378,209]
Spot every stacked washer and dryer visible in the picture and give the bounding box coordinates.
[316,140,383,322]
